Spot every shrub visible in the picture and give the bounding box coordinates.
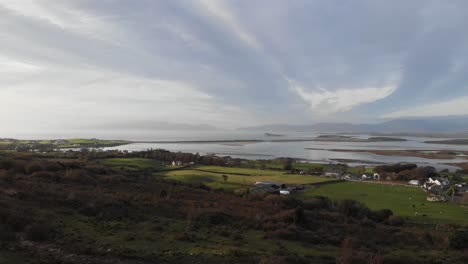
[13,160,27,173]
[337,199,371,219]
[25,223,53,241]
[0,169,15,184]
[43,162,63,172]
[0,159,14,170]
[0,224,15,242]
[303,196,333,210]
[265,224,299,240]
[371,209,393,223]
[1,209,34,232]
[386,215,405,226]
[449,230,468,249]
[197,212,233,226]
[63,169,96,185]
[31,171,55,180]
[25,162,43,175]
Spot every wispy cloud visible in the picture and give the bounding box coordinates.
[197,0,260,49]
[289,80,397,115]
[1,0,109,34]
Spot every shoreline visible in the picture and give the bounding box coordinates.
[305,148,468,161]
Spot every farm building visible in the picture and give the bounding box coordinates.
[408,180,420,186]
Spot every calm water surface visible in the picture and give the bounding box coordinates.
[87,131,468,171]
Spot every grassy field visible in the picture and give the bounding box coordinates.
[298,181,468,224]
[98,158,168,171]
[158,165,334,191]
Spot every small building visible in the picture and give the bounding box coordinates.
[427,177,450,187]
[373,173,380,180]
[172,161,183,166]
[408,180,420,186]
[362,174,369,180]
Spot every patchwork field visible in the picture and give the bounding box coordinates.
[158,165,334,191]
[298,181,468,224]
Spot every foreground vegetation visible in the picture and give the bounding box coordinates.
[0,148,467,263]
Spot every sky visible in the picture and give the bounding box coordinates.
[1,0,468,135]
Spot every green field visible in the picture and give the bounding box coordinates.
[298,181,468,224]
[98,158,168,171]
[159,165,334,191]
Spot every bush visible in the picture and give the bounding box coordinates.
[63,169,96,185]
[31,171,56,180]
[43,162,63,172]
[197,212,233,226]
[303,196,333,210]
[337,200,371,219]
[0,224,15,241]
[25,162,42,175]
[0,169,15,184]
[371,209,393,223]
[386,215,405,226]
[449,230,468,249]
[25,223,54,241]
[265,224,299,240]
[1,208,34,232]
[0,159,14,170]
[13,160,27,174]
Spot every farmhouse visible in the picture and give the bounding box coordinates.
[423,177,450,191]
[427,177,450,187]
[172,161,183,166]
[408,180,420,186]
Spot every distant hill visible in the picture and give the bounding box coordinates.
[90,121,218,131]
[239,117,468,134]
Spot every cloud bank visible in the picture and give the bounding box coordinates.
[0,0,467,135]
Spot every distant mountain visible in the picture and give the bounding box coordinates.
[90,121,218,131]
[239,116,468,134]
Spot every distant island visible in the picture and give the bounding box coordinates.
[313,135,407,142]
[264,132,284,137]
[425,139,468,145]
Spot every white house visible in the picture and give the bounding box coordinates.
[408,180,420,186]
[427,177,450,187]
[172,161,183,166]
[373,173,380,180]
[362,174,369,180]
